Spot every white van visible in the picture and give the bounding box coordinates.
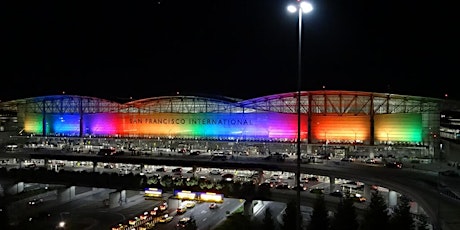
[5,143,19,151]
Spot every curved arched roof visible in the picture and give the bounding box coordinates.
[238,90,444,115]
[0,90,457,115]
[0,95,124,114]
[124,95,249,113]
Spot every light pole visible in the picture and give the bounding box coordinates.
[287,1,313,230]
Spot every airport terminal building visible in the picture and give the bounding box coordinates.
[1,90,460,160]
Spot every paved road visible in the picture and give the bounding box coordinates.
[2,150,460,230]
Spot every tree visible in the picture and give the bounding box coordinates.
[390,196,415,230]
[240,182,256,200]
[416,214,430,230]
[146,175,159,185]
[160,174,173,188]
[256,183,271,200]
[360,191,390,230]
[308,194,330,230]
[261,207,276,230]
[215,182,223,190]
[222,182,235,197]
[199,179,214,190]
[281,199,298,230]
[215,213,253,230]
[185,176,198,187]
[187,217,197,230]
[0,197,11,230]
[174,177,184,187]
[330,196,359,230]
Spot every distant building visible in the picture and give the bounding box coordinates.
[2,90,460,159]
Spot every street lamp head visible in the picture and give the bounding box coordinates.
[287,5,297,13]
[287,1,313,14]
[300,2,313,13]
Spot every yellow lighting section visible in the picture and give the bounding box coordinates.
[176,190,197,200]
[144,188,162,198]
[374,113,422,142]
[200,192,224,203]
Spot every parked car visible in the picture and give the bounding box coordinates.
[24,162,37,168]
[341,157,355,162]
[440,170,459,177]
[309,188,324,194]
[364,158,376,164]
[291,184,308,191]
[259,182,274,188]
[264,153,285,162]
[172,167,182,175]
[275,183,291,190]
[155,167,166,172]
[330,190,344,198]
[211,155,227,161]
[28,198,44,206]
[221,173,234,181]
[210,169,221,175]
[385,162,403,169]
[349,193,367,203]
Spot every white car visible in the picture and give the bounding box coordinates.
[176,205,187,214]
[183,201,196,208]
[209,203,218,209]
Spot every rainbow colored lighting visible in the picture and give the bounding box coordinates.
[24,112,308,140]
[22,112,423,143]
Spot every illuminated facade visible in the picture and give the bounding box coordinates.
[1,90,457,153]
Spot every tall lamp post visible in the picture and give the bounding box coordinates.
[287,1,313,230]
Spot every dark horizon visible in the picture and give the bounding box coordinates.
[3,0,458,102]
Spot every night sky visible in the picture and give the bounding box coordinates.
[3,0,458,103]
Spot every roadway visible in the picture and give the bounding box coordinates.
[1,148,460,230]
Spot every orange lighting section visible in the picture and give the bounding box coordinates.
[311,115,370,142]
